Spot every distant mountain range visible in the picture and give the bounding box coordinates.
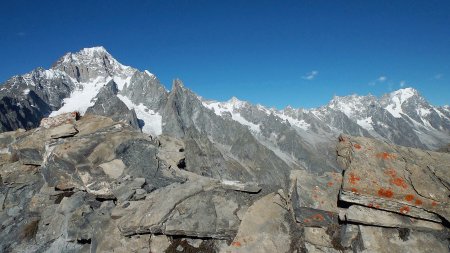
[1,46,449,177]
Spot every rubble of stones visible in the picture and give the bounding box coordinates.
[0,113,448,253]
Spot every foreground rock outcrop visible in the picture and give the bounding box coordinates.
[0,113,448,252]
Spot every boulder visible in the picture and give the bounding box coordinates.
[337,135,450,223]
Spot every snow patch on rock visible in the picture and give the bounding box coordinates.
[117,94,162,136]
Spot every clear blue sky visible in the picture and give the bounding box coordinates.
[1,0,449,108]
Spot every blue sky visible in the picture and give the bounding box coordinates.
[1,0,449,108]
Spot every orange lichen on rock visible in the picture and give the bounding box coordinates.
[415,199,423,205]
[327,181,334,187]
[348,172,361,185]
[384,168,397,177]
[404,194,415,202]
[351,188,358,193]
[378,188,394,198]
[391,177,408,189]
[232,241,242,247]
[303,218,311,223]
[431,201,438,207]
[376,152,397,160]
[400,206,410,214]
[311,214,325,221]
[353,143,362,149]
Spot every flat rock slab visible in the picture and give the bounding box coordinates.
[117,179,249,238]
[342,205,444,231]
[337,135,450,222]
[49,123,79,139]
[222,192,293,253]
[290,170,342,226]
[358,225,449,253]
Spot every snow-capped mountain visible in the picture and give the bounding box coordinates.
[1,46,449,178]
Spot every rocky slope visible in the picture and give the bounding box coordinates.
[0,113,448,252]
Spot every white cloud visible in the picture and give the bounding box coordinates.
[302,70,319,80]
[377,76,387,82]
[434,73,443,80]
[369,75,388,86]
[399,80,406,87]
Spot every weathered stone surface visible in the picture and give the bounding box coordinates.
[220,180,261,193]
[304,242,341,253]
[40,111,78,128]
[342,205,444,231]
[339,224,360,248]
[164,191,241,238]
[16,148,43,165]
[150,234,171,253]
[358,225,448,253]
[337,135,450,222]
[290,170,342,226]
[222,192,295,253]
[49,123,79,138]
[304,227,333,248]
[99,159,126,179]
[117,179,217,236]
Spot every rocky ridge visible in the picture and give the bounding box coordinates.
[0,112,448,252]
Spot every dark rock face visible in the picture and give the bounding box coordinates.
[86,80,140,130]
[0,91,52,131]
[0,68,75,131]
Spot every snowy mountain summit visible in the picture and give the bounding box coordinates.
[0,46,449,175]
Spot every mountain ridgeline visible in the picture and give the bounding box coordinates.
[1,47,450,252]
[1,46,449,180]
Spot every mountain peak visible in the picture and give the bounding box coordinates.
[51,46,134,83]
[56,46,114,65]
[78,46,108,55]
[227,96,246,108]
[388,87,419,103]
